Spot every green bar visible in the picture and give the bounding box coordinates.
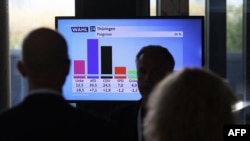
[128,70,137,75]
[128,75,137,79]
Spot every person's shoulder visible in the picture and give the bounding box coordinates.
[71,108,115,141]
[0,103,22,119]
[0,106,20,129]
[74,107,110,123]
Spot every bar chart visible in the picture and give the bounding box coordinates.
[71,39,138,94]
[57,18,201,101]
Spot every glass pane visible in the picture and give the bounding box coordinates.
[154,0,205,16]
[9,0,74,106]
[9,0,74,50]
[227,0,243,53]
[226,0,244,123]
[189,0,205,16]
[150,0,157,16]
[226,0,244,97]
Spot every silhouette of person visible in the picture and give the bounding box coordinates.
[112,45,175,141]
[143,68,238,141]
[136,45,175,113]
[0,27,113,141]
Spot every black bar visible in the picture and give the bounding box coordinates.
[157,0,189,16]
[101,76,113,79]
[0,0,10,112]
[243,0,250,103]
[205,0,226,78]
[75,0,150,17]
[243,0,250,124]
[101,46,112,78]
[136,0,150,16]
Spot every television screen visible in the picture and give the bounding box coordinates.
[55,16,204,101]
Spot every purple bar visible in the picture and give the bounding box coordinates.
[87,39,99,75]
[74,60,85,74]
[73,76,85,79]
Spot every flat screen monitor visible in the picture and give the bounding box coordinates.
[55,16,204,102]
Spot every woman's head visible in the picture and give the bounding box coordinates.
[144,68,237,141]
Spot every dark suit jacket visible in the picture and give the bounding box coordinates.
[0,93,113,141]
[77,101,142,141]
[111,101,142,141]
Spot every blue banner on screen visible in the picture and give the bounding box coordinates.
[55,17,204,101]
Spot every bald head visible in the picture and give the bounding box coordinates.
[18,27,70,90]
[22,28,69,72]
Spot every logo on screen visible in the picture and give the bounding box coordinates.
[71,27,88,32]
[90,26,96,32]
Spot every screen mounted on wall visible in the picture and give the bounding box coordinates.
[55,16,204,101]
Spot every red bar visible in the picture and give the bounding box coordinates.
[114,76,127,79]
[114,66,126,79]
[115,66,126,74]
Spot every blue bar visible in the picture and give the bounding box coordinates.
[87,39,99,75]
[87,76,99,79]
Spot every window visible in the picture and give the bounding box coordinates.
[150,0,205,16]
[9,0,74,106]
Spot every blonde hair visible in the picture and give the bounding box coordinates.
[143,68,237,141]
